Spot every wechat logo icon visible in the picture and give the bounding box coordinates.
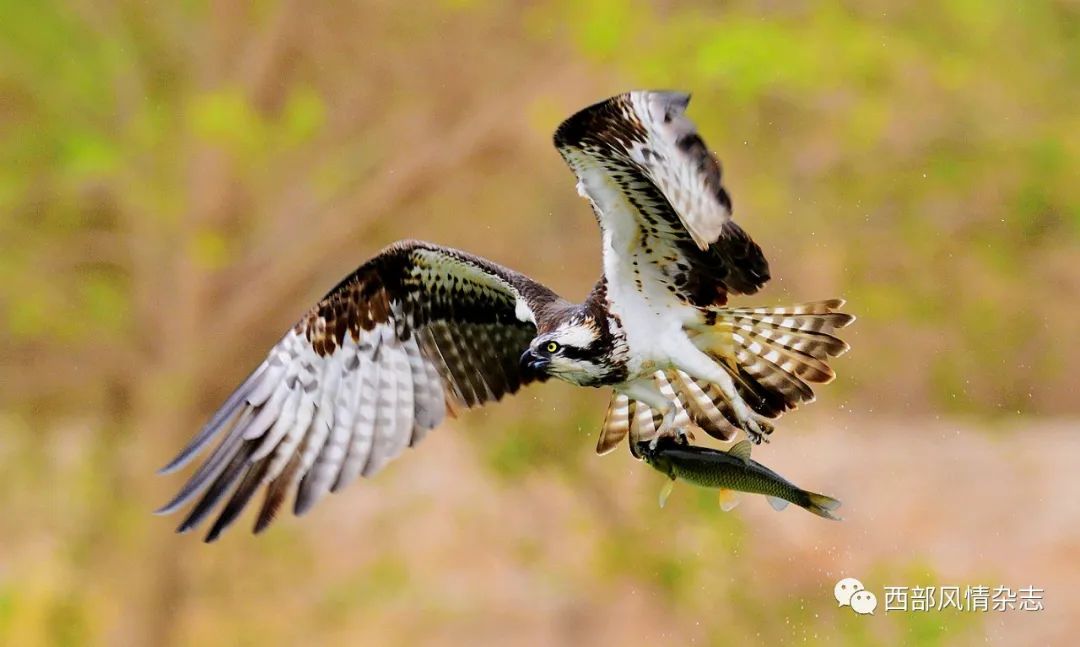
[835,577,877,615]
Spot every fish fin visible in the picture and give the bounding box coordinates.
[658,479,675,509]
[728,439,752,464]
[803,491,843,521]
[718,489,740,512]
[767,495,790,511]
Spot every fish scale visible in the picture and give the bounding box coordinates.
[640,438,842,520]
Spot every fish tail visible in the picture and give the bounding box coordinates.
[801,490,843,521]
[688,300,854,426]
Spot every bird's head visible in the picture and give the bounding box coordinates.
[520,316,610,386]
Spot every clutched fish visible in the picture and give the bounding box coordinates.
[639,436,842,520]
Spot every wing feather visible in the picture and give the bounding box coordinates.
[159,240,563,539]
[204,450,272,542]
[176,439,257,534]
[254,447,303,534]
[332,333,382,490]
[555,90,770,305]
[360,337,402,478]
[404,334,443,443]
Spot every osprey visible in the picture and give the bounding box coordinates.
[158,91,853,541]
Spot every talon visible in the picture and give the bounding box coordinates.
[724,395,775,444]
[745,419,765,445]
[659,406,677,434]
[742,414,776,444]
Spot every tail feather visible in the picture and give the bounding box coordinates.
[596,393,631,455]
[655,372,693,429]
[730,317,850,360]
[727,300,853,344]
[627,372,692,448]
[701,377,780,435]
[703,383,746,431]
[599,373,706,455]
[734,348,817,402]
[691,299,853,424]
[733,334,835,384]
[727,364,792,419]
[671,371,741,441]
[599,301,851,454]
[627,399,662,447]
[727,298,849,317]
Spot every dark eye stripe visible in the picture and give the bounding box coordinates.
[558,345,595,361]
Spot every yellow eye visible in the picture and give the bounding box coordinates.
[545,341,560,353]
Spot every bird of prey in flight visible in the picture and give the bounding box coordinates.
[158,91,853,541]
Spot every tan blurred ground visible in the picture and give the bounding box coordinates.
[4,414,1079,645]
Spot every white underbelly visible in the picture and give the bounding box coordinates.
[604,240,695,380]
[586,168,699,380]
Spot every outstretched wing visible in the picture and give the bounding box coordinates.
[554,90,769,306]
[157,240,563,541]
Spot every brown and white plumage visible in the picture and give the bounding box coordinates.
[160,90,854,540]
[554,90,770,306]
[553,90,852,449]
[157,240,567,541]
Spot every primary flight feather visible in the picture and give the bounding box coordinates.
[159,91,853,541]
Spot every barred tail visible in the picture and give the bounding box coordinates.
[595,301,852,455]
[692,299,855,426]
[596,392,666,456]
[597,373,694,456]
[596,393,631,455]
[596,370,734,455]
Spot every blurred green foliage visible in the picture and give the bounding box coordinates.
[548,0,1080,417]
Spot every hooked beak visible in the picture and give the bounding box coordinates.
[519,348,549,378]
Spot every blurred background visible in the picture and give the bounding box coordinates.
[2,1,1078,645]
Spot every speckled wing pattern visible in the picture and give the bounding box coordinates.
[157,240,562,541]
[554,90,770,305]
